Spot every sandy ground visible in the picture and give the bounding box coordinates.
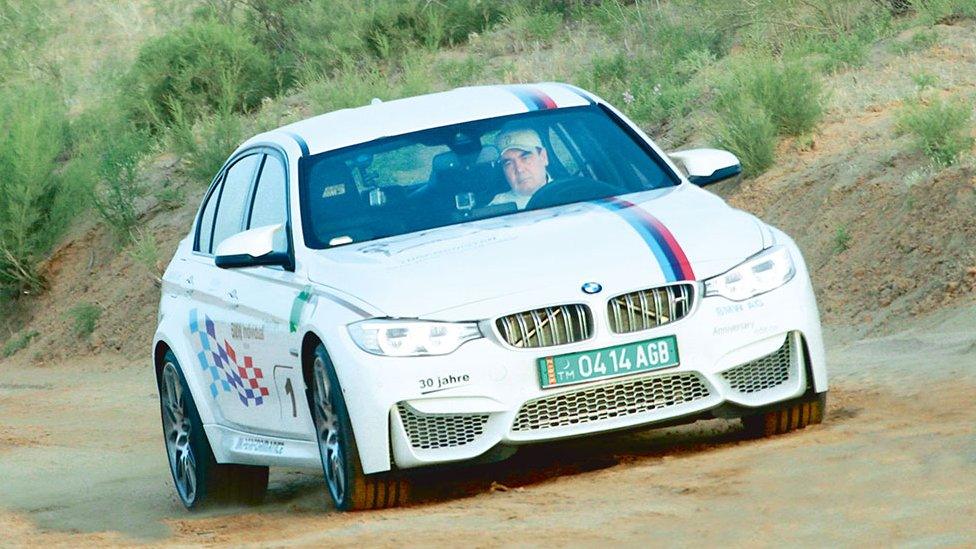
[1,305,974,548]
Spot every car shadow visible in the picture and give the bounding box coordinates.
[405,417,750,504]
[217,418,755,516]
[262,411,853,511]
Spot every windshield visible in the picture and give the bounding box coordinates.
[299,105,680,249]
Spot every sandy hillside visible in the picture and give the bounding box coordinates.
[6,22,976,363]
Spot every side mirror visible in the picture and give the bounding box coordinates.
[669,148,742,186]
[215,223,292,270]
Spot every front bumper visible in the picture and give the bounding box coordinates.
[390,330,812,469]
[325,272,827,474]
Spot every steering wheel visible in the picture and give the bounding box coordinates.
[525,176,625,210]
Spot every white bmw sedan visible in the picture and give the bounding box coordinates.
[153,83,827,511]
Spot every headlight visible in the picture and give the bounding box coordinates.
[704,246,795,301]
[347,319,482,357]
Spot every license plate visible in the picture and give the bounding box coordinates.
[537,335,679,389]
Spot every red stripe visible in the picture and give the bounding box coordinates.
[535,90,557,109]
[643,214,696,280]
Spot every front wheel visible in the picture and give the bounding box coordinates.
[742,391,827,437]
[310,344,410,511]
[158,352,268,509]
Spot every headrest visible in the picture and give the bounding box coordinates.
[309,159,355,200]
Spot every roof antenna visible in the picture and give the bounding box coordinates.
[370,97,383,105]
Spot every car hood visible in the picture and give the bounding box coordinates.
[305,184,766,318]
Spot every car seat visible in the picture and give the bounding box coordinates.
[306,158,385,246]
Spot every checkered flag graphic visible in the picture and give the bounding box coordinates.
[189,309,270,406]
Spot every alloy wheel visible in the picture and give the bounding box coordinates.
[161,362,196,504]
[313,356,346,505]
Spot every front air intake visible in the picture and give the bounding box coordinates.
[721,336,793,395]
[511,371,711,432]
[396,403,489,450]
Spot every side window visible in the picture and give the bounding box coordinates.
[195,176,223,253]
[248,154,288,230]
[212,154,261,254]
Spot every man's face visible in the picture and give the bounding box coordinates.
[500,147,549,196]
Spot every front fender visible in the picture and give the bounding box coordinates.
[297,291,393,474]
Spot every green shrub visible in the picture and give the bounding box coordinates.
[154,185,185,211]
[722,57,824,137]
[1,329,38,358]
[91,129,150,244]
[438,56,484,87]
[364,0,506,58]
[62,103,153,245]
[128,229,161,282]
[523,0,603,19]
[896,95,974,167]
[0,81,71,295]
[67,302,101,339]
[577,11,725,127]
[910,72,938,90]
[890,28,940,55]
[912,0,976,23]
[503,6,563,47]
[833,226,852,253]
[910,28,939,48]
[688,0,890,71]
[873,0,913,14]
[123,19,278,131]
[166,106,246,184]
[0,0,50,80]
[795,9,891,71]
[301,67,388,114]
[712,99,778,177]
[228,0,374,80]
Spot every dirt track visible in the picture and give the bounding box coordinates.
[1,306,974,547]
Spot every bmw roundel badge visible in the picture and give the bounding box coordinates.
[581,282,603,295]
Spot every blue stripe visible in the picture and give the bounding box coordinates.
[624,206,683,279]
[598,198,684,271]
[614,207,679,282]
[595,199,678,282]
[505,85,544,110]
[555,83,596,105]
[284,131,309,157]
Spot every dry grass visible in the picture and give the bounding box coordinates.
[42,0,180,115]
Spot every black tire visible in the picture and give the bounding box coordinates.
[742,391,827,438]
[309,343,410,511]
[158,351,269,509]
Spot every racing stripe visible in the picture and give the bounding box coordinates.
[505,85,558,111]
[554,82,596,105]
[596,197,696,282]
[284,131,309,157]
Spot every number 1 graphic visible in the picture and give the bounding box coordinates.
[284,378,297,418]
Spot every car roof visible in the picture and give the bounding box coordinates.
[241,83,597,158]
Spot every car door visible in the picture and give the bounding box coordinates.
[184,150,306,438]
[225,150,311,438]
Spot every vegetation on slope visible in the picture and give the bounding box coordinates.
[0,0,974,355]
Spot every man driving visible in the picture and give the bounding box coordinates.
[490,127,552,209]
